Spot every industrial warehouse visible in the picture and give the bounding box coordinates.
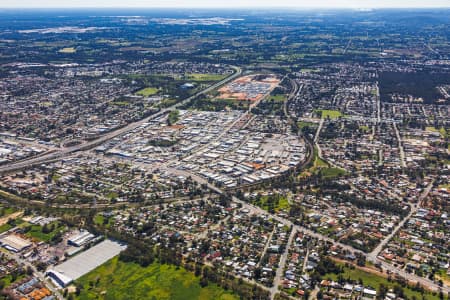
[46,239,127,288]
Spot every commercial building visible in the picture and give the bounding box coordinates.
[0,234,32,252]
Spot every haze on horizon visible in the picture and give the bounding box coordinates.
[1,0,450,9]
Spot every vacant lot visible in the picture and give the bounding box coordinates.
[24,222,66,242]
[75,257,238,300]
[185,73,226,81]
[136,87,159,97]
[315,109,343,119]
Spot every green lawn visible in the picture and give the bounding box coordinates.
[94,214,113,228]
[136,87,159,97]
[0,223,13,233]
[297,121,316,129]
[268,94,287,102]
[0,206,15,216]
[359,125,370,132]
[24,222,66,242]
[315,109,343,119]
[299,146,329,177]
[324,264,443,300]
[185,73,226,82]
[254,194,290,213]
[75,257,238,300]
[319,167,346,179]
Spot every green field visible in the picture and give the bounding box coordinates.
[75,257,238,300]
[94,214,113,228]
[268,94,287,102]
[297,121,316,129]
[185,73,226,82]
[298,146,347,179]
[315,109,343,119]
[0,206,15,217]
[136,87,159,97]
[0,223,13,233]
[319,167,346,179]
[252,194,290,213]
[359,125,370,132]
[324,263,443,300]
[24,222,66,242]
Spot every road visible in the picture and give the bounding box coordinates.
[169,167,449,294]
[313,118,324,144]
[0,66,242,175]
[393,122,407,168]
[283,78,300,119]
[2,65,448,294]
[270,227,296,299]
[368,181,434,261]
[376,83,381,123]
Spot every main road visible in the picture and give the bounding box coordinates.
[0,66,242,174]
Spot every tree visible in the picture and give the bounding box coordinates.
[200,277,208,288]
[378,283,388,299]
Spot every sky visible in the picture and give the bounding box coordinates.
[0,0,449,8]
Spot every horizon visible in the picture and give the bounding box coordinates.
[1,0,450,9]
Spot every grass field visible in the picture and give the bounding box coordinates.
[297,121,316,129]
[94,214,113,228]
[319,167,346,179]
[24,222,66,242]
[315,109,343,119]
[253,194,290,213]
[75,257,238,300]
[136,87,159,97]
[268,94,287,102]
[359,125,370,132]
[0,223,13,233]
[0,206,15,217]
[185,73,227,82]
[324,263,443,300]
[59,47,76,53]
[299,146,346,180]
[299,146,329,178]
